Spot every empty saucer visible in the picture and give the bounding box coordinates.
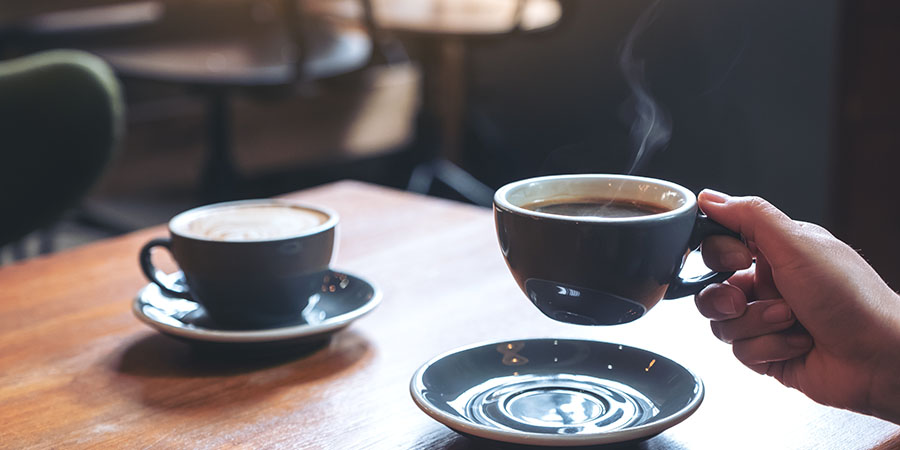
[133,269,380,347]
[410,338,702,447]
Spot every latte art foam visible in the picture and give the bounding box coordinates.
[174,204,329,241]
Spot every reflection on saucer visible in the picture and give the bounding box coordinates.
[410,339,702,447]
[133,269,380,347]
[497,342,529,366]
[301,293,325,325]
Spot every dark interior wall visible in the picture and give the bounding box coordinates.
[465,0,840,225]
[832,0,900,288]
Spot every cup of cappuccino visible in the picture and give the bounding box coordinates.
[139,199,338,328]
[494,174,740,326]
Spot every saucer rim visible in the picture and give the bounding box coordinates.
[409,338,704,447]
[132,269,381,343]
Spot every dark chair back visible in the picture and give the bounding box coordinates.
[0,50,124,247]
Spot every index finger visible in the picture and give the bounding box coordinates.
[698,191,805,270]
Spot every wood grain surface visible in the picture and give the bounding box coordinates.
[0,181,897,449]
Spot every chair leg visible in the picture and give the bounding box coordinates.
[407,159,494,207]
[432,159,494,207]
[407,160,436,195]
[11,239,27,261]
[37,227,55,255]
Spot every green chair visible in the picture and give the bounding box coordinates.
[0,49,124,248]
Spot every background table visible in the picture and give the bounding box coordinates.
[309,0,564,206]
[1,181,898,449]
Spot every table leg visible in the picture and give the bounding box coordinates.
[200,89,239,202]
[436,35,466,165]
[408,35,494,206]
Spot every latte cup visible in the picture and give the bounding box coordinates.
[139,199,339,328]
[494,174,741,325]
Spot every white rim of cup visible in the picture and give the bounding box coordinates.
[493,174,696,223]
[167,199,340,243]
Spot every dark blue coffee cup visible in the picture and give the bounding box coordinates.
[494,174,740,326]
[139,200,338,328]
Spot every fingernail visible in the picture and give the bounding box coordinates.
[787,334,813,348]
[719,251,751,270]
[701,189,731,204]
[762,303,792,323]
[712,293,737,315]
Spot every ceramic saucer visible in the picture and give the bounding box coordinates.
[410,338,703,447]
[133,269,380,347]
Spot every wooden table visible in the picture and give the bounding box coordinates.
[1,181,898,449]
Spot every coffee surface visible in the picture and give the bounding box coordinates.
[174,204,329,241]
[523,198,669,218]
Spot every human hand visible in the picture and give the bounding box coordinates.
[695,190,900,424]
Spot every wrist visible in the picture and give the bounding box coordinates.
[869,374,900,424]
[869,371,900,425]
[868,292,900,424]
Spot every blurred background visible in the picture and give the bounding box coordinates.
[0,0,897,287]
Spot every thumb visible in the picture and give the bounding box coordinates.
[697,190,803,270]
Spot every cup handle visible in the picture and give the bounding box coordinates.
[139,238,192,300]
[663,214,743,299]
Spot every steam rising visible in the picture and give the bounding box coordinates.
[620,0,671,174]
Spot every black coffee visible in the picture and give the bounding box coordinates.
[524,198,669,218]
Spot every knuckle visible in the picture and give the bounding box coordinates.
[797,227,851,258]
[796,222,845,252]
[694,292,707,312]
[709,321,722,340]
[743,196,773,214]
[711,321,733,343]
[796,221,832,237]
[732,340,756,364]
